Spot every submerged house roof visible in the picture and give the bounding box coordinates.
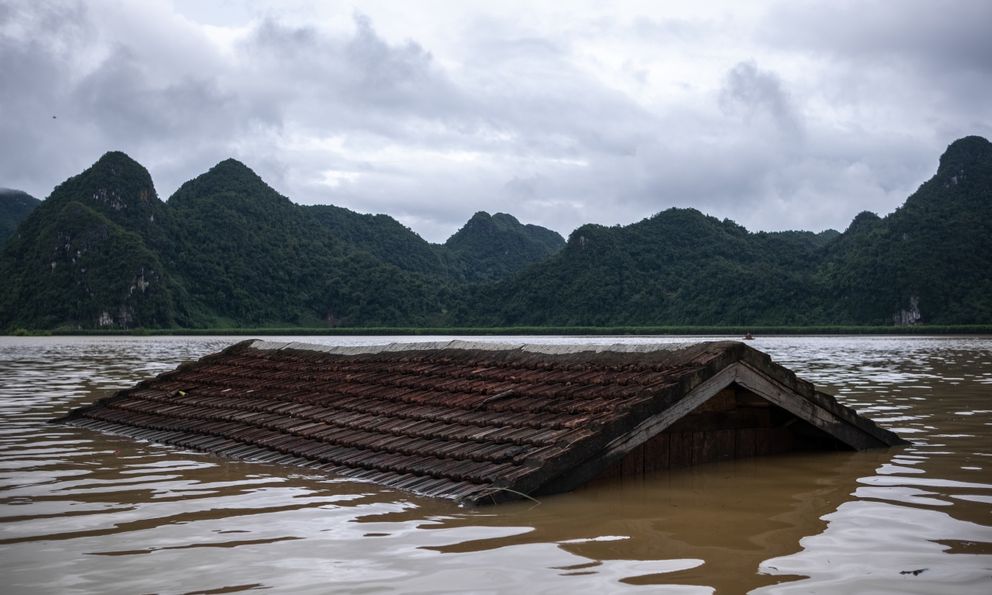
[58,340,905,505]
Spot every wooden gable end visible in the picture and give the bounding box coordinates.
[532,359,906,499]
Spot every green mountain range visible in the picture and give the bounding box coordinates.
[1,136,989,330]
[0,153,563,329]
[479,136,991,326]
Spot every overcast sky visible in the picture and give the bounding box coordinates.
[2,0,990,242]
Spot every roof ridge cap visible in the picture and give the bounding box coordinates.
[248,339,732,355]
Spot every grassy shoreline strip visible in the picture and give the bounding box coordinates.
[7,325,992,337]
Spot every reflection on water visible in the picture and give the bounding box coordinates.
[1,335,990,594]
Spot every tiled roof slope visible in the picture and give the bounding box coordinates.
[58,340,903,505]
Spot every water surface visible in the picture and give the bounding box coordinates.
[1,335,990,594]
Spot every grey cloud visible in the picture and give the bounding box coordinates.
[628,15,725,46]
[73,48,239,142]
[242,15,464,125]
[346,14,437,102]
[254,14,661,233]
[0,1,93,193]
[759,0,992,136]
[0,5,684,237]
[762,0,992,73]
[719,61,801,139]
[0,6,467,204]
[504,174,543,199]
[0,2,986,243]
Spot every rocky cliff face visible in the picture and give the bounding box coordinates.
[0,154,190,329]
[893,296,922,325]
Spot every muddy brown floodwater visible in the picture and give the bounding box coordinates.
[1,335,990,594]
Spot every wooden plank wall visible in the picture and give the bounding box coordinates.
[591,385,838,485]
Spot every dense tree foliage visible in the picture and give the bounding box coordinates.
[0,197,190,329]
[306,204,450,276]
[467,209,826,326]
[443,212,566,282]
[0,154,557,329]
[0,136,989,330]
[468,136,992,326]
[0,153,196,329]
[815,136,992,323]
[0,189,40,247]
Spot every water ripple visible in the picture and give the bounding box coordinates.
[1,335,990,593]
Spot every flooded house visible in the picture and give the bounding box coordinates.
[57,340,906,505]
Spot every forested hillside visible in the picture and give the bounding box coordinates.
[468,210,836,326]
[814,136,992,324]
[170,159,464,326]
[0,136,988,330]
[443,212,567,282]
[0,153,191,329]
[471,136,992,326]
[0,189,40,246]
[0,153,562,329]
